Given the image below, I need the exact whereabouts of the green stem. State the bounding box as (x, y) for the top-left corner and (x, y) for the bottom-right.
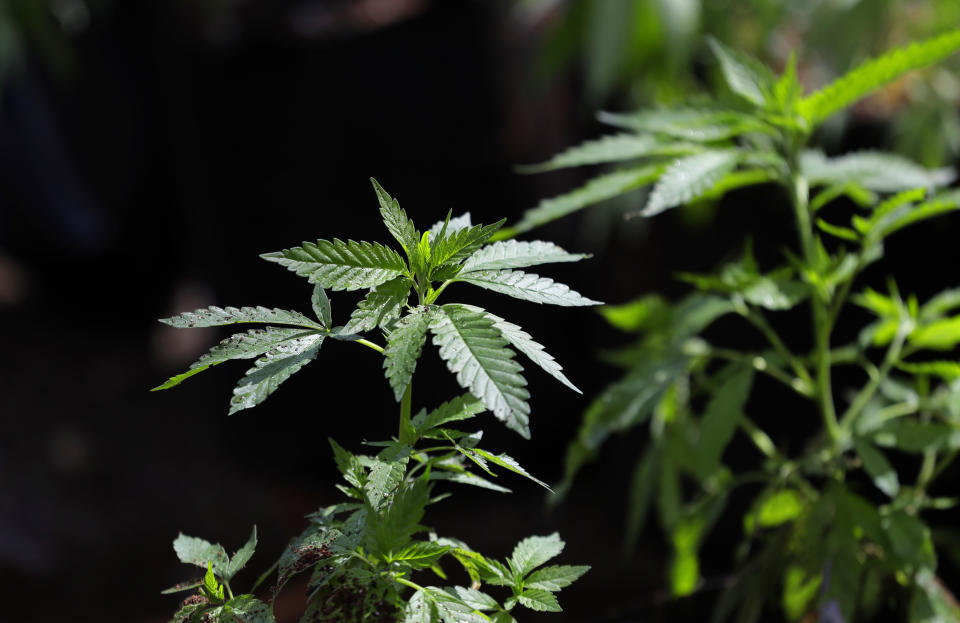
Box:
(395, 576), (426, 593)
(744, 310), (814, 389)
(425, 279), (455, 305)
(838, 329), (906, 433)
(399, 382), (415, 444)
(355, 338), (385, 354)
(709, 347), (811, 397)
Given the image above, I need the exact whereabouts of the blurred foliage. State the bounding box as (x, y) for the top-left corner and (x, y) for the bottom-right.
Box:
(523, 0), (960, 165)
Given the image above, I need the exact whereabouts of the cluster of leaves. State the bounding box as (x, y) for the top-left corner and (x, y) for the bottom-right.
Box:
(156, 181), (595, 622)
(530, 29), (960, 622)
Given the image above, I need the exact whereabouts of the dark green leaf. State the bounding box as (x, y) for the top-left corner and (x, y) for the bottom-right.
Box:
(384, 309), (432, 401)
(260, 239), (406, 290)
(695, 366), (754, 480)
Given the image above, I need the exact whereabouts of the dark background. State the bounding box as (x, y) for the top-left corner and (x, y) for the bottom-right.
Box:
(2, 1), (959, 621)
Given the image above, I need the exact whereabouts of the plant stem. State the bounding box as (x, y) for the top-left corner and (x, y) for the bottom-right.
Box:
(425, 279), (455, 304)
(790, 171), (841, 442)
(838, 329), (906, 433)
(355, 338), (385, 354)
(399, 382), (415, 444)
(744, 310), (814, 389)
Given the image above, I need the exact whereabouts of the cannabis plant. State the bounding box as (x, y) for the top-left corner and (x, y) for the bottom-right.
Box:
(153, 180), (596, 622)
(517, 30), (960, 621)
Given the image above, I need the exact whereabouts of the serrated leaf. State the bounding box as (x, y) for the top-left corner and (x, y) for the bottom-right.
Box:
(386, 541), (450, 568)
(330, 438), (366, 489)
(412, 394), (487, 433)
(160, 578), (203, 595)
(225, 527), (257, 578)
(460, 240), (588, 273)
(371, 178), (420, 256)
(801, 150), (955, 192)
(169, 601), (207, 623)
(365, 443), (411, 510)
(425, 588), (490, 623)
(642, 151), (740, 216)
(310, 285), (331, 328)
(430, 220), (506, 267)
(510, 165), (664, 235)
(695, 366), (754, 481)
(518, 588), (561, 612)
(430, 470), (511, 493)
(228, 334), (324, 414)
(707, 36), (775, 107)
(854, 438), (899, 497)
(871, 189), (960, 240)
(160, 306), (323, 329)
(203, 563), (224, 601)
(216, 595), (275, 623)
(365, 478), (429, 558)
(598, 108), (770, 141)
(384, 309), (432, 401)
(518, 133), (701, 173)
(260, 238), (406, 290)
(153, 327), (320, 391)
(459, 270), (600, 307)
(173, 534), (230, 576)
(459, 306), (580, 393)
(799, 28), (960, 126)
(342, 276), (412, 334)
(429, 304), (531, 438)
(524, 565), (590, 591)
(510, 533), (564, 577)
(429, 213), (472, 237)
(473, 448), (550, 491)
(447, 586), (498, 610)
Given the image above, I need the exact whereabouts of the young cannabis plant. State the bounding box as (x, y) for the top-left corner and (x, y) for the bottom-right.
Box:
(154, 180), (595, 622)
(521, 30), (960, 621)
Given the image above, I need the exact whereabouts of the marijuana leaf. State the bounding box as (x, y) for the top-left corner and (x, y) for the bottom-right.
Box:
(228, 334), (324, 414)
(384, 309), (432, 401)
(261, 239), (406, 290)
(459, 270), (600, 306)
(643, 150), (740, 216)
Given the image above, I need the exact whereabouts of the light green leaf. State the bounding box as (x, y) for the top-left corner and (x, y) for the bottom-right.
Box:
(365, 478), (429, 558)
(405, 590), (437, 623)
(226, 527), (257, 578)
(342, 276), (411, 334)
(430, 470), (511, 493)
(707, 36), (774, 107)
(473, 448), (550, 491)
(460, 240), (588, 273)
(228, 334), (324, 414)
(854, 438), (900, 497)
(911, 317), (960, 350)
(782, 566), (822, 622)
(871, 189), (960, 240)
(524, 565), (590, 591)
(695, 366), (754, 481)
(873, 420), (960, 453)
(598, 108), (770, 141)
(430, 219), (506, 267)
(801, 150), (955, 193)
(364, 443), (411, 510)
(598, 295), (669, 332)
(518, 588), (561, 612)
(510, 533), (564, 577)
(371, 178), (420, 257)
(447, 586), (498, 611)
(799, 28), (960, 126)
(429, 212), (472, 237)
(429, 304), (530, 438)
(384, 309), (432, 401)
(921, 288), (960, 323)
(386, 541), (450, 568)
(518, 133), (701, 172)
(642, 151), (740, 216)
(260, 238), (406, 291)
(744, 489), (804, 533)
(459, 270), (600, 307)
(460, 306), (580, 393)
(203, 563), (224, 601)
(153, 327), (320, 391)
(412, 394), (487, 433)
(424, 587), (490, 623)
(310, 285), (331, 328)
(160, 306), (323, 330)
(173, 534), (229, 576)
(910, 568), (960, 623)
(510, 165), (664, 235)
(670, 548), (699, 597)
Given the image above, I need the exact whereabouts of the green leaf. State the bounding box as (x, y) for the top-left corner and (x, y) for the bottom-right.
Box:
(695, 366), (754, 481)
(510, 533), (564, 577)
(153, 327), (321, 391)
(598, 108), (770, 141)
(429, 213), (472, 237)
(897, 360), (960, 381)
(517, 133), (701, 172)
(461, 306), (580, 393)
(781, 566), (822, 622)
(884, 510), (936, 571)
(642, 151), (740, 216)
(173, 534), (229, 576)
(873, 420), (960, 453)
(365, 478), (429, 558)
(429, 304), (531, 438)
(799, 28), (960, 126)
(625, 446), (660, 550)
(430, 219), (506, 267)
(510, 165), (664, 235)
(854, 438), (900, 497)
(459, 270), (600, 307)
(460, 240), (588, 273)
(405, 590), (437, 623)
(203, 562), (224, 601)
(260, 238), (406, 291)
(524, 565), (590, 591)
(801, 150), (955, 193)
(412, 394), (487, 433)
(707, 36), (775, 107)
(745, 489), (804, 533)
(598, 295), (669, 332)
(371, 178), (420, 257)
(920, 288), (960, 322)
(364, 443), (411, 510)
(310, 285), (331, 328)
(330, 438), (366, 490)
(228, 334), (324, 414)
(216, 595), (275, 623)
(384, 309), (432, 401)
(226, 527), (257, 578)
(518, 588), (561, 612)
(911, 317), (960, 350)
(431, 470), (511, 493)
(386, 541), (450, 568)
(342, 276), (412, 334)
(472, 448), (550, 491)
(160, 306), (323, 329)
(911, 569), (960, 623)
(871, 189), (960, 240)
(160, 578), (203, 595)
